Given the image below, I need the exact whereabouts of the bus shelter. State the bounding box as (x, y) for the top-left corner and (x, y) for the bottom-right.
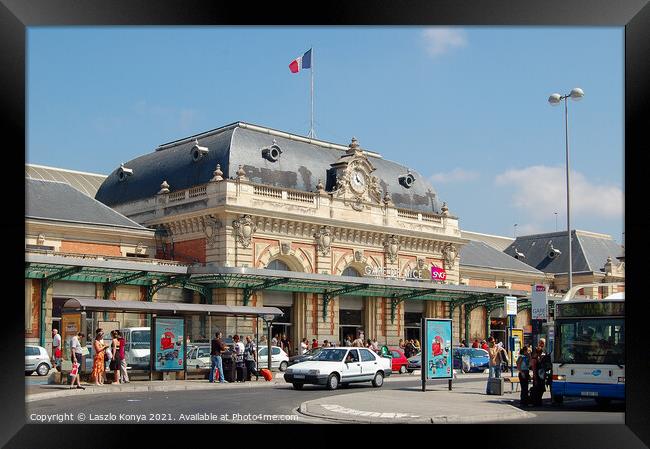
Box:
(61, 297), (283, 380)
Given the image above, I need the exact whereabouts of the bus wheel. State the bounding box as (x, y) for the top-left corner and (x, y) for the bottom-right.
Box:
(551, 395), (564, 405)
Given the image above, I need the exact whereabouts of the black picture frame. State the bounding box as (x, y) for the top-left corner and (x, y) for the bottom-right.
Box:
(5, 0), (648, 447)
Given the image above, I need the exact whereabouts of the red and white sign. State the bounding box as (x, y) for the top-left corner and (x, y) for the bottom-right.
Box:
(431, 266), (447, 281)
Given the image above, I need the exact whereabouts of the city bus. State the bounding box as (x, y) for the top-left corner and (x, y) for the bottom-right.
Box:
(551, 283), (624, 405)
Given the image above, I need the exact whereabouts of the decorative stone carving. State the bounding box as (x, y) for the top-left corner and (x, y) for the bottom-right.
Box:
(354, 250), (364, 262)
(211, 164), (224, 182)
(36, 233), (45, 245)
(316, 179), (324, 192)
(441, 202), (449, 216)
(331, 137), (383, 210)
(158, 180), (170, 194)
(135, 242), (146, 255)
(314, 226), (333, 256)
(204, 215), (222, 248)
(236, 165), (247, 180)
(232, 215), (256, 248)
(383, 235), (400, 263)
(442, 242), (458, 269)
(280, 240), (292, 255)
(417, 257), (426, 270)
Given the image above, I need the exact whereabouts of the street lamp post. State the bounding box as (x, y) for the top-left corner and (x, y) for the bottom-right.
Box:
(548, 87), (584, 291)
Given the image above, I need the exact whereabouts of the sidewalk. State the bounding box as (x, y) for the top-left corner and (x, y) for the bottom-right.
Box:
(298, 378), (535, 424)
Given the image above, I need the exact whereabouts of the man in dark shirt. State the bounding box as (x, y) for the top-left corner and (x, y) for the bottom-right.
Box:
(210, 331), (227, 383)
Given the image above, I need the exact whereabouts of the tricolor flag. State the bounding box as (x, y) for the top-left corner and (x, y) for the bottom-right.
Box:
(289, 49), (312, 73)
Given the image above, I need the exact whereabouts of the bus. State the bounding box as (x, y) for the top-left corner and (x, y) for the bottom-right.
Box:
(551, 283), (624, 405)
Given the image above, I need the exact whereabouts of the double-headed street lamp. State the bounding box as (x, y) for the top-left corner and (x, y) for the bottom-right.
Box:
(548, 87), (584, 291)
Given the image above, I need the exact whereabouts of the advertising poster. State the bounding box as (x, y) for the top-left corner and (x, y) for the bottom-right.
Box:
(423, 318), (453, 380)
(154, 317), (185, 371)
(61, 312), (82, 370)
(509, 328), (524, 365)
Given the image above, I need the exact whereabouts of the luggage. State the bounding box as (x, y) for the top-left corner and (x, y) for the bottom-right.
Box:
(487, 377), (504, 395)
(221, 353), (236, 382)
(260, 368), (273, 381)
(236, 365), (247, 382)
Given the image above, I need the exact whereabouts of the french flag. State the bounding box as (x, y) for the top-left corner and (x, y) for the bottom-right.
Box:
(289, 49), (312, 73)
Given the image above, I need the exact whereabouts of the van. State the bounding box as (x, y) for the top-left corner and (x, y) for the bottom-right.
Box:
(121, 327), (151, 369)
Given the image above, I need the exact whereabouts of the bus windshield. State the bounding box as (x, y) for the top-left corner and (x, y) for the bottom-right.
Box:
(555, 318), (624, 365)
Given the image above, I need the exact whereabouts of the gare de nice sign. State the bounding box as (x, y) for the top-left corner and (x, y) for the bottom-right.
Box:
(363, 265), (447, 282)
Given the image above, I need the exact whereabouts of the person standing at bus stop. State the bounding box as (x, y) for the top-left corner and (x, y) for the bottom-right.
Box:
(117, 330), (129, 383)
(530, 338), (547, 406)
(210, 331), (227, 383)
(516, 345), (531, 406)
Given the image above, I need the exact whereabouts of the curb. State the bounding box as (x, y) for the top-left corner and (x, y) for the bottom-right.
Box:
(298, 401), (534, 424)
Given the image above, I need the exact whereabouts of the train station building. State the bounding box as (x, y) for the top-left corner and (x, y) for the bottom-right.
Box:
(25, 122), (624, 355)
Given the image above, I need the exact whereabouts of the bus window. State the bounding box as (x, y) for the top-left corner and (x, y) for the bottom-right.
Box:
(555, 318), (624, 365)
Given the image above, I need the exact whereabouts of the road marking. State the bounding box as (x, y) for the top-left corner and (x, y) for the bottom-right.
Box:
(320, 404), (419, 418)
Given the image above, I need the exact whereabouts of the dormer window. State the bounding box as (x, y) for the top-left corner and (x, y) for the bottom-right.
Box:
(191, 139), (209, 162)
(398, 170), (415, 188)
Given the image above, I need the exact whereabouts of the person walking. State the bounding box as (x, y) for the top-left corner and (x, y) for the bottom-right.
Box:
(530, 338), (547, 406)
(311, 338), (318, 349)
(52, 329), (62, 371)
(210, 331), (227, 383)
(516, 345), (531, 406)
(110, 330), (122, 384)
(299, 338), (308, 355)
(69, 332), (85, 389)
(244, 336), (258, 381)
(280, 333), (292, 355)
(91, 330), (108, 386)
(117, 330), (129, 383)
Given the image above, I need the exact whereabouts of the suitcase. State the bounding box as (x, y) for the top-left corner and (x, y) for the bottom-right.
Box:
(260, 368), (273, 381)
(236, 365), (247, 382)
(487, 377), (504, 395)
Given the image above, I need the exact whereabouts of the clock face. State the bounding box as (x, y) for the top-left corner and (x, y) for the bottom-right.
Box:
(350, 169), (367, 193)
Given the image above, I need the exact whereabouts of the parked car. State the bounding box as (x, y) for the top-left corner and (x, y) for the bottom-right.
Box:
(388, 347), (409, 374)
(25, 345), (52, 376)
(284, 347), (392, 390)
(257, 346), (290, 371)
(288, 347), (323, 366)
(406, 352), (421, 373)
(186, 344), (212, 370)
(452, 347), (489, 373)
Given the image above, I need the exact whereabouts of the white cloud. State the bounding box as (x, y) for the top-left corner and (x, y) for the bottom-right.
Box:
(495, 165), (624, 221)
(430, 168), (479, 184)
(421, 28), (468, 58)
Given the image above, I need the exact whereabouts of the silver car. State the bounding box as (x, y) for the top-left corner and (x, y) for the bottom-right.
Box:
(25, 345), (52, 376)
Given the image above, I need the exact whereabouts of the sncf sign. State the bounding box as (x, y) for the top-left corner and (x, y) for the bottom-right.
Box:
(431, 266), (447, 281)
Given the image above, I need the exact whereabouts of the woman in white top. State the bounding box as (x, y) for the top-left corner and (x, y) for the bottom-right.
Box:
(299, 338), (308, 355)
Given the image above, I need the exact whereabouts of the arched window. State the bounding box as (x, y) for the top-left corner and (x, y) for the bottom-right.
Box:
(342, 266), (361, 277)
(267, 259), (290, 271)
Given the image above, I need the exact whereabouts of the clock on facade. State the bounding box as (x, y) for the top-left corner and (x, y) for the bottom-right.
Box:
(350, 169), (367, 194)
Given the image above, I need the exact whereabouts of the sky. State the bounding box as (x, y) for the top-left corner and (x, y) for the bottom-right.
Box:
(27, 27), (624, 244)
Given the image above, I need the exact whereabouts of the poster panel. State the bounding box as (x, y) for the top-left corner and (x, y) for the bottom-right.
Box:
(423, 318), (453, 380)
(154, 316), (185, 371)
(510, 328), (524, 364)
(61, 312), (82, 370)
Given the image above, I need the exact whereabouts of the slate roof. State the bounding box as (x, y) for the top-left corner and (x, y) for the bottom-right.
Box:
(460, 240), (544, 275)
(503, 230), (623, 274)
(26, 164), (107, 198)
(461, 230), (514, 252)
(95, 122), (441, 213)
(26, 178), (150, 231)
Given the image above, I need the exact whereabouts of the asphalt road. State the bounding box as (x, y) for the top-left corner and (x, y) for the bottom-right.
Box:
(26, 376), (624, 424)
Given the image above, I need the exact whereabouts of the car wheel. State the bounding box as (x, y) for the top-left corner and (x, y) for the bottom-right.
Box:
(25, 371), (34, 376)
(551, 395), (564, 405)
(399, 365), (407, 374)
(372, 371), (384, 388)
(292, 383), (304, 390)
(326, 373), (340, 390)
(279, 361), (288, 372)
(36, 363), (50, 376)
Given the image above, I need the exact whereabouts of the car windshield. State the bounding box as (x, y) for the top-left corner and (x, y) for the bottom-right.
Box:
(312, 349), (347, 362)
(130, 330), (150, 348)
(555, 318), (624, 365)
(470, 349), (488, 358)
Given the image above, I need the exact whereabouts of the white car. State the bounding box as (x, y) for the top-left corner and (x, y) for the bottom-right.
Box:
(257, 346), (289, 371)
(186, 344), (212, 370)
(284, 347), (392, 390)
(25, 345), (52, 376)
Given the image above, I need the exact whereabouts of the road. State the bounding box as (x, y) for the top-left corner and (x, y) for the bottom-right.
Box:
(26, 375), (624, 424)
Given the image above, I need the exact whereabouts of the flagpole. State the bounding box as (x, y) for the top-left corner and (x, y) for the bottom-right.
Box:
(310, 47), (314, 138)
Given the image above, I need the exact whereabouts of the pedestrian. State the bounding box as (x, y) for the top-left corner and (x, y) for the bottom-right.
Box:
(352, 334), (364, 347)
(370, 338), (380, 353)
(365, 338), (372, 348)
(481, 340), (489, 351)
(52, 328), (62, 371)
(210, 331), (227, 383)
(110, 330), (122, 384)
(530, 338), (547, 406)
(404, 339), (416, 358)
(460, 339), (467, 348)
(117, 330), (129, 383)
(91, 330), (108, 386)
(323, 339), (329, 347)
(311, 338), (318, 349)
(472, 339), (479, 348)
(69, 332), (85, 390)
(299, 338), (308, 355)
(516, 345), (531, 406)
(398, 338), (404, 349)
(344, 335), (352, 347)
(280, 333), (292, 355)
(272, 334), (279, 347)
(260, 335), (267, 346)
(414, 339), (421, 353)
(233, 335), (246, 382)
(486, 336), (508, 382)
(244, 336), (258, 381)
